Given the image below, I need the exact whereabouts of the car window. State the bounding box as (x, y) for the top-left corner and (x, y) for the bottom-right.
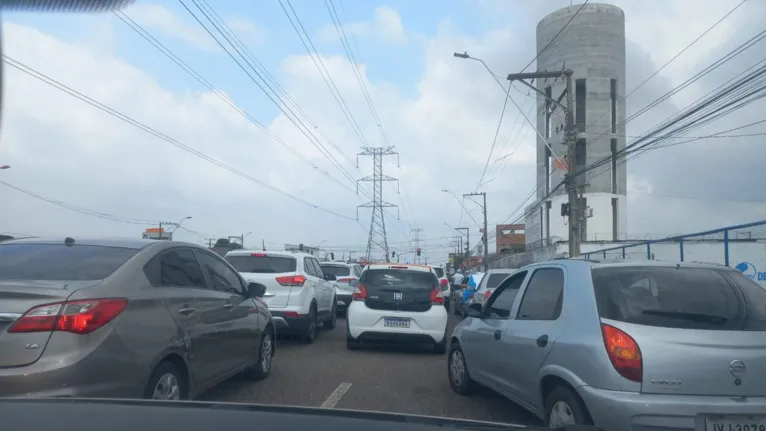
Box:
(593, 266), (766, 331)
(361, 269), (437, 292)
(354, 266), (362, 277)
(225, 254), (296, 273)
(303, 257), (317, 277)
(320, 265), (350, 277)
(0, 243), (139, 281)
(486, 273), (510, 289)
(310, 259), (324, 277)
(516, 268), (564, 320)
(195, 251), (244, 295)
(433, 267), (445, 278)
(485, 272), (526, 319)
(145, 248), (206, 289)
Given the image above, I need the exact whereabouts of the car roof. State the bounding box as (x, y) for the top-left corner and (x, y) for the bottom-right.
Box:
(319, 261), (352, 267)
(0, 236), (162, 249)
(224, 249), (304, 258)
(366, 263), (433, 273)
(520, 258), (737, 272)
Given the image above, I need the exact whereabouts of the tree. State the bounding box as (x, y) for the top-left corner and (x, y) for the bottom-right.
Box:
(228, 242), (243, 250)
(214, 238), (230, 248)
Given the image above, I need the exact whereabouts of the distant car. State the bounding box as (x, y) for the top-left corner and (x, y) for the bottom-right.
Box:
(346, 263), (448, 354)
(448, 259), (766, 428)
(319, 261), (362, 314)
(431, 265), (451, 310)
(471, 269), (515, 308)
(225, 250), (336, 343)
(0, 237), (274, 400)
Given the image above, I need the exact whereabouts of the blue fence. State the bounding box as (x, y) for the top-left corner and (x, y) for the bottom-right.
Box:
(581, 220), (766, 283)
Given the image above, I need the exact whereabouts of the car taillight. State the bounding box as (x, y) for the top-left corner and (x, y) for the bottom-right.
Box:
(601, 323), (642, 383)
(275, 274), (306, 286)
(430, 287), (444, 305)
(483, 290), (492, 300)
(8, 298), (128, 335)
(337, 278), (353, 283)
(352, 284), (367, 301)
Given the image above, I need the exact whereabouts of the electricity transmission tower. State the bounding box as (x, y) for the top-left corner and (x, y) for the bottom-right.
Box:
(356, 146), (399, 262)
(410, 228), (423, 264)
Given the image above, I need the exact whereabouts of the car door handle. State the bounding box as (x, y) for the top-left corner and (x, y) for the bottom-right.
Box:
(493, 330), (502, 340)
(536, 334), (549, 348)
(223, 303), (234, 310)
(178, 307), (196, 315)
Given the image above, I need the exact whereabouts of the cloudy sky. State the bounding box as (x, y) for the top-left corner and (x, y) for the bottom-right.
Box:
(0, 0), (764, 265)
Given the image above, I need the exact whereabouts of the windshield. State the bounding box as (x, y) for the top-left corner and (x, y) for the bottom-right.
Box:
(0, 243), (138, 281)
(362, 269), (437, 292)
(320, 264), (351, 277)
(433, 267), (444, 278)
(225, 255), (296, 273)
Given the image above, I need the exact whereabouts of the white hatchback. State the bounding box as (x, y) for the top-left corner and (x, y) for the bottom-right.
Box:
(346, 263), (449, 354)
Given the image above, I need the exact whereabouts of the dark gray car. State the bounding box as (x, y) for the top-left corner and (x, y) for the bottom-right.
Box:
(0, 237), (275, 400)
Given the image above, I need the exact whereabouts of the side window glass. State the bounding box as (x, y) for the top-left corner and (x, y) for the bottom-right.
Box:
(311, 259), (324, 278)
(516, 268), (564, 320)
(303, 258), (317, 277)
(354, 266), (362, 277)
(486, 272), (526, 319)
(195, 251), (244, 295)
(144, 248), (207, 289)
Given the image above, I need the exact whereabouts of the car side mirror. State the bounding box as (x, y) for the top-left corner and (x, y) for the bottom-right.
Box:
(466, 302), (483, 318)
(247, 282), (266, 298)
(324, 273), (337, 281)
(349, 279), (359, 287)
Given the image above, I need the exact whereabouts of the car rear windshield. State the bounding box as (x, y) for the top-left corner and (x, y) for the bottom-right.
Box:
(592, 266), (766, 331)
(225, 255), (296, 273)
(320, 265), (350, 277)
(486, 273), (510, 289)
(0, 243), (139, 281)
(361, 269), (437, 292)
(433, 267), (444, 278)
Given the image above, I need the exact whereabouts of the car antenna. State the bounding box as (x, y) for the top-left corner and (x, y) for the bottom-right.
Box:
(64, 237), (76, 247)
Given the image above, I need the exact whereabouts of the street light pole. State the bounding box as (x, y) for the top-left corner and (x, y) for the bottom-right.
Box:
(455, 227), (469, 269)
(464, 192), (488, 271)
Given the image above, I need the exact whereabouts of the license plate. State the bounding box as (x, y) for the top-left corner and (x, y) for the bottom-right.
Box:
(383, 317), (410, 328)
(705, 416), (766, 431)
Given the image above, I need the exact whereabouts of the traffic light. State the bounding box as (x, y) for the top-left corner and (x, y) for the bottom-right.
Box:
(298, 243), (304, 251)
(416, 248), (421, 256)
(391, 251), (396, 257)
(330, 252), (335, 260)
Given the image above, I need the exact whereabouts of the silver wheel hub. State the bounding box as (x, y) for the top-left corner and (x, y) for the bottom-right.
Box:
(449, 350), (465, 386)
(549, 400), (576, 428)
(261, 333), (273, 373)
(152, 373), (180, 400)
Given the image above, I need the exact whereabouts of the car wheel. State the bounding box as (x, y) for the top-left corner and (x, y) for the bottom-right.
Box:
(447, 343), (474, 394)
(302, 305), (317, 344)
(544, 386), (592, 428)
(324, 301), (337, 329)
(144, 361), (187, 400)
(244, 328), (273, 380)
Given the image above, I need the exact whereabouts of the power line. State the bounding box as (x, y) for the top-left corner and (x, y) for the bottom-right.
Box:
(2, 55), (356, 220)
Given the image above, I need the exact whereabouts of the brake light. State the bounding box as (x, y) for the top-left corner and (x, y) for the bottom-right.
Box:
(283, 311), (302, 317)
(390, 266), (408, 270)
(337, 278), (353, 283)
(439, 279), (449, 286)
(483, 290), (492, 301)
(251, 253), (267, 257)
(275, 275), (306, 286)
(8, 298), (128, 334)
(430, 287), (444, 305)
(601, 323), (642, 382)
(352, 284), (368, 301)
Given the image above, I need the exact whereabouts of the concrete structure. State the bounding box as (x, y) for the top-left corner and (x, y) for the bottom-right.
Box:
(496, 224), (526, 254)
(525, 3), (627, 247)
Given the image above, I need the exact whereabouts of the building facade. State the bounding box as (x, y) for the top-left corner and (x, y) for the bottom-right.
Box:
(525, 3), (628, 247)
(496, 224), (526, 254)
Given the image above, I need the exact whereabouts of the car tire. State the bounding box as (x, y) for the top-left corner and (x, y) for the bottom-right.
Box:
(301, 305), (317, 344)
(324, 301), (337, 329)
(244, 328), (273, 380)
(144, 361), (188, 400)
(447, 343), (474, 395)
(544, 385), (592, 428)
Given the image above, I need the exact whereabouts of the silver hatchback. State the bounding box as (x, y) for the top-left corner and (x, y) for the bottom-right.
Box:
(449, 259), (766, 430)
(0, 237), (275, 400)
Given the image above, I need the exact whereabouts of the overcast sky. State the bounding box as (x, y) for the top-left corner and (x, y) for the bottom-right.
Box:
(0, 0), (764, 265)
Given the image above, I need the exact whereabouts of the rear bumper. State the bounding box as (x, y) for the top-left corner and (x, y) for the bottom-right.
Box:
(579, 385), (766, 431)
(269, 311), (312, 334)
(346, 302), (447, 344)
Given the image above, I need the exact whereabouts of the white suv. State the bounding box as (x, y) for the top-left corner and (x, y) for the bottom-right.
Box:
(225, 250), (336, 343)
(346, 263), (448, 354)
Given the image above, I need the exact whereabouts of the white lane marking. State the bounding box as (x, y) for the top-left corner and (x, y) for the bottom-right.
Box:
(320, 382), (352, 409)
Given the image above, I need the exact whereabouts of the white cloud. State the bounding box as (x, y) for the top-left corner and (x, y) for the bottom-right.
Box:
(315, 6), (406, 46)
(0, 0), (764, 264)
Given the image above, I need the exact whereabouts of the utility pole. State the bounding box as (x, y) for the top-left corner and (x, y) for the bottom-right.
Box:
(410, 228), (423, 264)
(455, 227), (469, 269)
(205, 237), (216, 248)
(357, 146), (400, 262)
(506, 68), (580, 257)
(463, 192), (488, 271)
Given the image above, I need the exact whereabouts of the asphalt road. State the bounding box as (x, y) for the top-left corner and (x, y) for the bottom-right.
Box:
(201, 305), (541, 426)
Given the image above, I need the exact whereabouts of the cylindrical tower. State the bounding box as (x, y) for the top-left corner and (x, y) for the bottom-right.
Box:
(526, 3), (627, 247)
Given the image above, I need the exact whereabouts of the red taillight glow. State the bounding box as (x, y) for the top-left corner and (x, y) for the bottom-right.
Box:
(439, 279), (449, 285)
(283, 311), (302, 317)
(8, 298), (128, 335)
(337, 278), (353, 283)
(275, 275), (306, 286)
(601, 323), (642, 382)
(390, 266), (408, 270)
(251, 253), (267, 257)
(352, 284), (368, 301)
(483, 290), (492, 300)
(430, 287), (444, 305)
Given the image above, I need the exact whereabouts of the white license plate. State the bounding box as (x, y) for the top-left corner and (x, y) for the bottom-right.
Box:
(383, 318), (410, 328)
(705, 416), (766, 431)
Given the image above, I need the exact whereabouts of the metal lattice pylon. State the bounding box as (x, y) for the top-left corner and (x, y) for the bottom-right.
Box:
(356, 146), (399, 262)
